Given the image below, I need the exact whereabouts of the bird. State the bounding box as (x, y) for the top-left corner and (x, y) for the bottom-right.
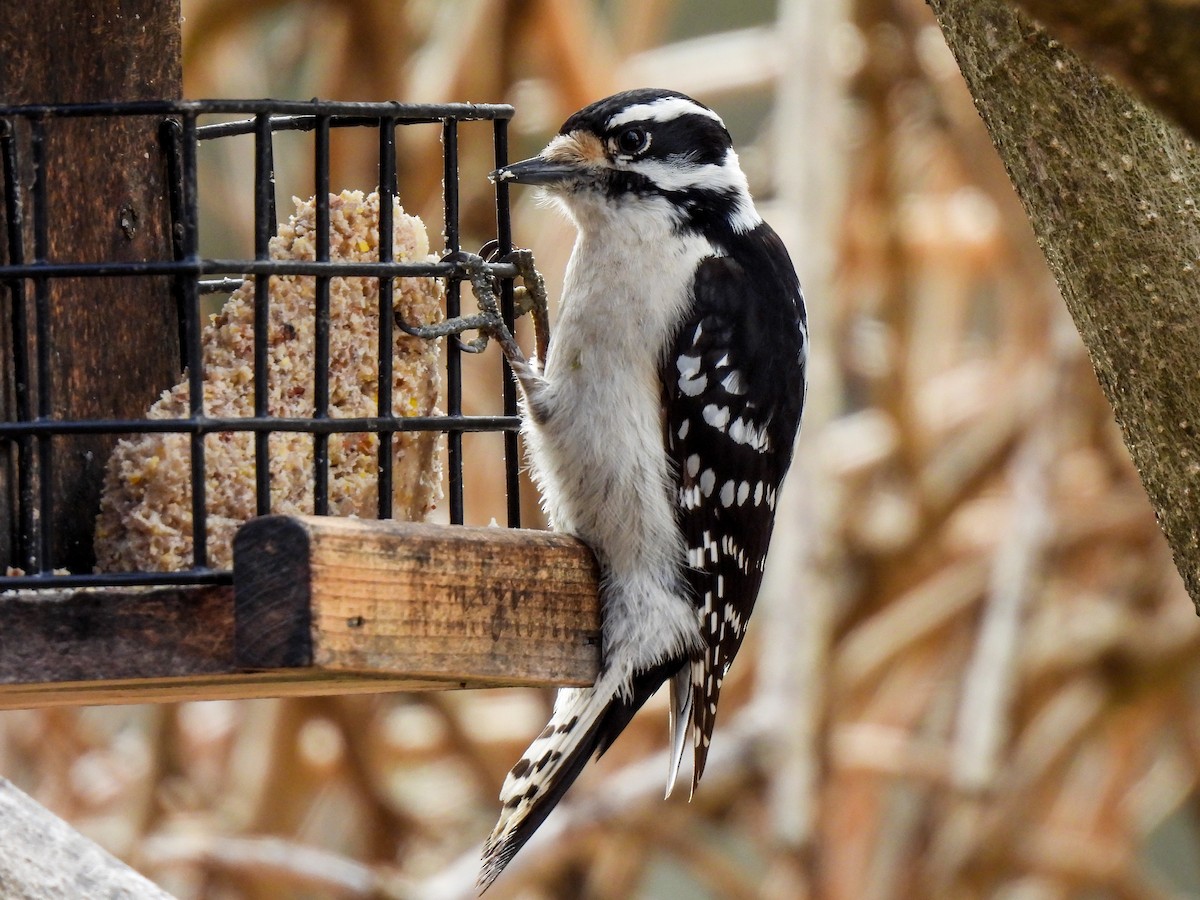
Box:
(476, 87), (808, 889)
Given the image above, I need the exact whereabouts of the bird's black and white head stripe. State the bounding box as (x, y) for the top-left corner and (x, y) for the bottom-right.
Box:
(493, 88), (762, 237)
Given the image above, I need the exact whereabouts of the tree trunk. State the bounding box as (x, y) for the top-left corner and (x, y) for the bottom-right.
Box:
(1005, 0), (1200, 143)
(927, 0), (1200, 611)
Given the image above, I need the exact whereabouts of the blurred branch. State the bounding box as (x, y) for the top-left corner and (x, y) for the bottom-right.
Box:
(613, 0), (677, 56)
(143, 833), (396, 899)
(951, 353), (1058, 792)
(317, 696), (424, 856)
(625, 27), (780, 96)
(755, 0), (852, 878)
(414, 707), (771, 899)
(0, 777), (173, 899)
(836, 557), (988, 689)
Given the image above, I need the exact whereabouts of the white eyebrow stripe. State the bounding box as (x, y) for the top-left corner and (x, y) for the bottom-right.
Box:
(606, 97), (724, 130)
(631, 149), (763, 232)
(631, 148), (747, 193)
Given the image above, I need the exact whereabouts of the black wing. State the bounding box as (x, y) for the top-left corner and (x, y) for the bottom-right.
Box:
(661, 222), (807, 789)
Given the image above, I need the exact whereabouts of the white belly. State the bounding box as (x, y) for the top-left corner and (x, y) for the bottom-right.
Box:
(521, 226), (716, 675)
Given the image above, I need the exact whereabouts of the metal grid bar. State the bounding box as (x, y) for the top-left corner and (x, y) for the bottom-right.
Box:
(161, 119), (192, 374)
(377, 116), (397, 520)
(0, 119), (35, 573)
(493, 118), (521, 528)
(0, 100), (512, 119)
(0, 414), (520, 437)
(0, 258), (520, 279)
(181, 111), (207, 570)
(443, 118), (464, 525)
(312, 115), (332, 516)
(30, 118), (52, 574)
(0, 98), (519, 588)
(253, 113), (275, 517)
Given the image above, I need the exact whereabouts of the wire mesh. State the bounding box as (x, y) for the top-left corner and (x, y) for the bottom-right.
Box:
(0, 99), (521, 590)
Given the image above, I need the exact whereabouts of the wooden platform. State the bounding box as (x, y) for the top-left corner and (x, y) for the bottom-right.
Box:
(0, 517), (601, 709)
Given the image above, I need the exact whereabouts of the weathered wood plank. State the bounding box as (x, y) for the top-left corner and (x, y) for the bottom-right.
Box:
(0, 776), (174, 898)
(0, 672), (515, 710)
(0, 519), (601, 709)
(234, 516), (602, 685)
(0, 585), (234, 684)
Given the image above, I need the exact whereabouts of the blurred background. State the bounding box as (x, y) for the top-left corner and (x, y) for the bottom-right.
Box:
(5, 0), (1200, 897)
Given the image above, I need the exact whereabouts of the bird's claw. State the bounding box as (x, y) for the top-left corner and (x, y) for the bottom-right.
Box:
(395, 251), (498, 353)
(503, 249), (551, 363)
(397, 249), (548, 366)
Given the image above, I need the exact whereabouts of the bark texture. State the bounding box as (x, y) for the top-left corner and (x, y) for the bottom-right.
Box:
(1007, 0), (1200, 143)
(928, 0), (1200, 611)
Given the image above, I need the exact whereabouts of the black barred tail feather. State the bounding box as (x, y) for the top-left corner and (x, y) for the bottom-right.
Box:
(478, 686), (610, 891)
(671, 658), (725, 799)
(479, 663), (685, 890)
(665, 667), (692, 798)
(689, 656), (715, 793)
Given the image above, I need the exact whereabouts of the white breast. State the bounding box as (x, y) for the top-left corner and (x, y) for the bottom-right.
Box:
(522, 207), (715, 676)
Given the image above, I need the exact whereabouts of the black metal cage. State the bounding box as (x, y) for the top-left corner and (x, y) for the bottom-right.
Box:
(0, 99), (523, 591)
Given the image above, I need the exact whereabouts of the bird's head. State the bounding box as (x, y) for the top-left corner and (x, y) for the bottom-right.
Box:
(491, 88), (761, 239)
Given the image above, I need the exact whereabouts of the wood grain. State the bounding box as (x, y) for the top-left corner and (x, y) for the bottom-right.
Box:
(0, 585), (234, 683)
(235, 516), (602, 685)
(0, 518), (601, 709)
(0, 0), (183, 572)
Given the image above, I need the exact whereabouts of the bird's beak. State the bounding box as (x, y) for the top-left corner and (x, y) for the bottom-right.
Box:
(489, 156), (584, 186)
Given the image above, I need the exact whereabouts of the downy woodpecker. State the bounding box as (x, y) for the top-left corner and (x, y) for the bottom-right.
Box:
(477, 88), (808, 888)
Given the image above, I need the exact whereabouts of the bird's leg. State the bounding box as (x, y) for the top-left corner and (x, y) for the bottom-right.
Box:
(460, 255), (528, 371)
(395, 309), (498, 350)
(460, 254), (554, 423)
(400, 251), (551, 420)
(506, 248), (551, 366)
(395, 252), (525, 355)
(394, 252), (495, 352)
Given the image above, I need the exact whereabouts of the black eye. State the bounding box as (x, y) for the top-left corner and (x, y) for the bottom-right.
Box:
(616, 127), (649, 155)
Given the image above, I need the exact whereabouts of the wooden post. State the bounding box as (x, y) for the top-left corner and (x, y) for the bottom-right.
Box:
(0, 1), (182, 572)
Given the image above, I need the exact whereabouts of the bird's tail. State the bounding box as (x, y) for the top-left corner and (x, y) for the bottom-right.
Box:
(478, 660), (683, 890)
(478, 685), (612, 891)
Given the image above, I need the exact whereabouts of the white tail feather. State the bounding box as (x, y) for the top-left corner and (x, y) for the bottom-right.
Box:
(665, 667), (692, 798)
(479, 685), (611, 890)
